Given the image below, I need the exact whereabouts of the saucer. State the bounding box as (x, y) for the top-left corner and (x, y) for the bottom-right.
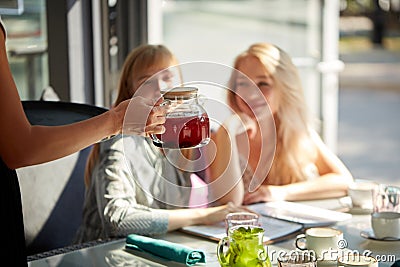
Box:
(338, 197), (372, 214)
(317, 260), (337, 266)
(348, 207), (373, 215)
(360, 229), (400, 241)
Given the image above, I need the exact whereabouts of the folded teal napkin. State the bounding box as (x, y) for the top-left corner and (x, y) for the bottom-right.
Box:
(125, 234), (206, 266)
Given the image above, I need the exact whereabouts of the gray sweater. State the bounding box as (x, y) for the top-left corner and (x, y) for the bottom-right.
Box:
(75, 135), (193, 243)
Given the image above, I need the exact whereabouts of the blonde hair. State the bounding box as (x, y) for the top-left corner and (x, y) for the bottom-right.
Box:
(84, 44), (179, 187)
(228, 42), (315, 185)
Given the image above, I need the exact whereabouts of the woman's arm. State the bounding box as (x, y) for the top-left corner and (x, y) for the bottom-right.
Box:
(166, 202), (251, 231)
(0, 31), (165, 169)
(243, 130), (353, 204)
(295, 129), (354, 199)
(244, 174), (352, 204)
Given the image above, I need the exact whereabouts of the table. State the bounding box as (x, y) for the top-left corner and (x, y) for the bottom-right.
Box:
(28, 199), (400, 267)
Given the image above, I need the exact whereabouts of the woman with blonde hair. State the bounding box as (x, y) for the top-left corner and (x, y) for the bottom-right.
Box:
(207, 42), (353, 205)
(75, 44), (247, 243)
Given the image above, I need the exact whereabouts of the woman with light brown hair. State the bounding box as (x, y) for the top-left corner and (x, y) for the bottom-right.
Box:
(75, 44), (247, 243)
(207, 42), (353, 205)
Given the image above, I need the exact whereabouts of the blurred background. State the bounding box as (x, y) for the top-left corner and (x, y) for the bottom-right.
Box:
(1, 0), (399, 186)
(338, 0), (400, 186)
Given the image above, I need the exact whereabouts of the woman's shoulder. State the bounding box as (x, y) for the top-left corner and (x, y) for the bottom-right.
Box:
(95, 135), (154, 169)
(103, 134), (146, 146)
(307, 127), (329, 148)
(97, 135), (172, 174)
(98, 134), (151, 155)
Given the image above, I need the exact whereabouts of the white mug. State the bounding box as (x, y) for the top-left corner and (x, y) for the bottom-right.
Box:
(347, 179), (377, 210)
(295, 227), (344, 261)
(371, 211), (400, 239)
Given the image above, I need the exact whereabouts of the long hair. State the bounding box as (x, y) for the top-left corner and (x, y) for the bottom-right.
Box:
(227, 42), (315, 185)
(84, 44), (179, 187)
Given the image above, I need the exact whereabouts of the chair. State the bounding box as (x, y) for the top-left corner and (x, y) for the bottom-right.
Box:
(17, 100), (107, 256)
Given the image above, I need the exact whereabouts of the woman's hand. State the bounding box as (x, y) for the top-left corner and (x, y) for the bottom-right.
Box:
(113, 96), (167, 136)
(167, 202), (259, 231)
(199, 202), (255, 225)
(243, 185), (286, 204)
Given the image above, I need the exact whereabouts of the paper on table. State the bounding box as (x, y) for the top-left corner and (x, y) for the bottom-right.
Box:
(181, 201), (352, 243)
(248, 201), (352, 227)
(181, 216), (303, 243)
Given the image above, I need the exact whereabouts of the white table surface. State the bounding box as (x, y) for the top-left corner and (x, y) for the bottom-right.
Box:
(28, 199), (400, 267)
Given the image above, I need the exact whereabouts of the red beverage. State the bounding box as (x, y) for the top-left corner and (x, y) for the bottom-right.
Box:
(154, 113), (210, 149)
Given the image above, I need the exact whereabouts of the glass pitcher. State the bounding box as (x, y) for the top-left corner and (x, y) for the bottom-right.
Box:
(217, 225), (271, 267)
(151, 87), (210, 149)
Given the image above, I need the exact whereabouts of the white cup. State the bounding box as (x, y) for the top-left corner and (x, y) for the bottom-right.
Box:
(371, 211), (400, 239)
(347, 180), (377, 210)
(295, 227), (344, 261)
(337, 255), (378, 267)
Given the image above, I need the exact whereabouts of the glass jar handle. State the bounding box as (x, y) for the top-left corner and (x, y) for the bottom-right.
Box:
(149, 99), (170, 146)
(258, 246), (268, 261)
(197, 93), (208, 106)
(217, 236), (229, 266)
(295, 234), (307, 250)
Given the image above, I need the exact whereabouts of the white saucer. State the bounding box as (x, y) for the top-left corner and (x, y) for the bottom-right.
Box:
(360, 229), (400, 241)
(338, 197), (372, 214)
(348, 207), (373, 215)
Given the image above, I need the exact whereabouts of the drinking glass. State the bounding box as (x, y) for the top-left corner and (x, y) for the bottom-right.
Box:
(225, 212), (259, 234)
(372, 184), (400, 213)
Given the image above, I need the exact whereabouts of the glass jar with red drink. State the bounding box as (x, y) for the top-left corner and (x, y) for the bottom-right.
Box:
(151, 87), (210, 149)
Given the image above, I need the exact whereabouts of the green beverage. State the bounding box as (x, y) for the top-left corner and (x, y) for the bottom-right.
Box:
(217, 225), (271, 267)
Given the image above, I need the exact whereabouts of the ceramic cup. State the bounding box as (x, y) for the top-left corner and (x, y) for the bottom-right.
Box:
(337, 255), (378, 267)
(371, 184), (400, 239)
(371, 211), (400, 239)
(295, 227), (344, 261)
(347, 179), (377, 210)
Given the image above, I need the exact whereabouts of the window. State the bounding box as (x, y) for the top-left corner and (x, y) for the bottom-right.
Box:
(154, 0), (341, 150)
